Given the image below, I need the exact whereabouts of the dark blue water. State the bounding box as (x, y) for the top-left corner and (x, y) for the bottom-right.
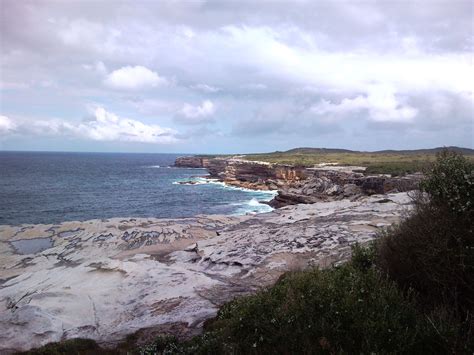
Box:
(0, 152), (275, 225)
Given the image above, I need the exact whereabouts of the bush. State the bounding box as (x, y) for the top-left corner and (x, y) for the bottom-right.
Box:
(376, 150), (474, 349)
(18, 339), (102, 355)
(377, 151), (474, 310)
(420, 149), (474, 215)
(142, 255), (451, 354)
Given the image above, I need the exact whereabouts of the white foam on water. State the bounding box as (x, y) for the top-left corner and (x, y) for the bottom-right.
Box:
(174, 177), (277, 195)
(232, 198), (274, 215)
(248, 198), (260, 206)
(172, 177), (277, 215)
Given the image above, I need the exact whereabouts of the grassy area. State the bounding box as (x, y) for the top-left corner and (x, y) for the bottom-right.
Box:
(244, 149), (474, 176)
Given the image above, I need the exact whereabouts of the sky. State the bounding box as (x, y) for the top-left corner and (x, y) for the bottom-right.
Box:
(0, 0), (473, 154)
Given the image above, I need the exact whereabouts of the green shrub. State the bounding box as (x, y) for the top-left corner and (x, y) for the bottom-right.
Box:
(420, 149), (474, 215)
(18, 338), (101, 355)
(364, 161), (428, 176)
(143, 260), (450, 354)
(350, 242), (376, 271)
(376, 150), (474, 349)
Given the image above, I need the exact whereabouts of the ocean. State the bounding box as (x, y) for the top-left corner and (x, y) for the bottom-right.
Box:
(0, 151), (276, 225)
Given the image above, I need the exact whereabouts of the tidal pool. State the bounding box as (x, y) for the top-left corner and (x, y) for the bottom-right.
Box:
(11, 238), (53, 254)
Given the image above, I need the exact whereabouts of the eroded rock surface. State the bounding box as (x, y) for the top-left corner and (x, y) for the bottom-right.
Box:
(270, 170), (422, 207)
(175, 156), (307, 190)
(0, 193), (412, 353)
(174, 156), (422, 205)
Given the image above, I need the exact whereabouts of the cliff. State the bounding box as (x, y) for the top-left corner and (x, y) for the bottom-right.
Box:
(174, 156), (206, 168)
(175, 156), (421, 206)
(269, 170), (422, 207)
(175, 156), (307, 190)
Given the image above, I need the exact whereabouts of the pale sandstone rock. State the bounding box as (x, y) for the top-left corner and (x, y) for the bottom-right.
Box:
(0, 193), (412, 353)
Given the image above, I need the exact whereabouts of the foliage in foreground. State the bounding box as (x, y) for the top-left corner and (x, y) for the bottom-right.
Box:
(141, 254), (459, 354)
(376, 149), (474, 349)
(18, 339), (103, 355)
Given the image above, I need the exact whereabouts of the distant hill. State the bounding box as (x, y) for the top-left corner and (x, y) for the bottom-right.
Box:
(279, 146), (474, 155)
(282, 147), (355, 154)
(373, 146), (474, 155)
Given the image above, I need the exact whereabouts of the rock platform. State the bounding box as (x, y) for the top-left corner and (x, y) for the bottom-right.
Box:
(0, 193), (412, 353)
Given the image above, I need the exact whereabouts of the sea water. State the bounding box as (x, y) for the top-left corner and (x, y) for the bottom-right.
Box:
(0, 151), (276, 225)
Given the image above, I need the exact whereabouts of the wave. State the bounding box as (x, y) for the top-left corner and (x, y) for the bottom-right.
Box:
(232, 198), (274, 215)
(199, 178), (277, 195)
(248, 198), (261, 206)
(172, 177), (276, 215)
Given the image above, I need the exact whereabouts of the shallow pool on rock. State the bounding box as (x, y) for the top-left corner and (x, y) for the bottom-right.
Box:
(11, 238), (54, 254)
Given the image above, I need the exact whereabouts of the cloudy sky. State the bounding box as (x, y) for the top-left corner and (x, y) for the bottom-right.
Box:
(0, 0), (473, 153)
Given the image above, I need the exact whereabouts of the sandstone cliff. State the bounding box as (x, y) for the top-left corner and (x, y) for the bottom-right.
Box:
(269, 169), (422, 207)
(175, 156), (307, 190)
(174, 156), (206, 168)
(175, 156), (421, 206)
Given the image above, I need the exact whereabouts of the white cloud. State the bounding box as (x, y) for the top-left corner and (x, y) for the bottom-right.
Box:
(310, 85), (418, 123)
(2, 108), (178, 144)
(83, 61), (108, 75)
(190, 84), (221, 93)
(218, 26), (473, 95)
(176, 100), (216, 124)
(240, 83), (267, 90)
(104, 66), (168, 90)
(77, 107), (178, 143)
(0, 116), (17, 134)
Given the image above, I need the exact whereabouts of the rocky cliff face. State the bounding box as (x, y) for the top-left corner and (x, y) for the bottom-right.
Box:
(269, 170), (422, 207)
(175, 156), (421, 206)
(175, 156), (308, 190)
(174, 156), (206, 168)
(215, 159), (307, 190)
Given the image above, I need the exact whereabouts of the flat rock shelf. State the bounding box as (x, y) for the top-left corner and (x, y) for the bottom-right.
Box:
(0, 192), (412, 353)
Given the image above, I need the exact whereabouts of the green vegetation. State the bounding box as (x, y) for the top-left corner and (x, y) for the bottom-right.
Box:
(18, 339), (103, 355)
(22, 150), (474, 354)
(420, 149), (473, 215)
(377, 150), (474, 339)
(244, 146), (474, 176)
(140, 260), (451, 354)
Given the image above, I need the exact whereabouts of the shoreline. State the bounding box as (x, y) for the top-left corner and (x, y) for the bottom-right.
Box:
(0, 192), (413, 353)
(0, 156), (423, 353)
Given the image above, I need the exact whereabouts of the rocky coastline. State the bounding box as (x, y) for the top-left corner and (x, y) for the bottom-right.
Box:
(174, 155), (422, 207)
(0, 156), (422, 353)
(175, 156), (307, 191)
(0, 193), (413, 353)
